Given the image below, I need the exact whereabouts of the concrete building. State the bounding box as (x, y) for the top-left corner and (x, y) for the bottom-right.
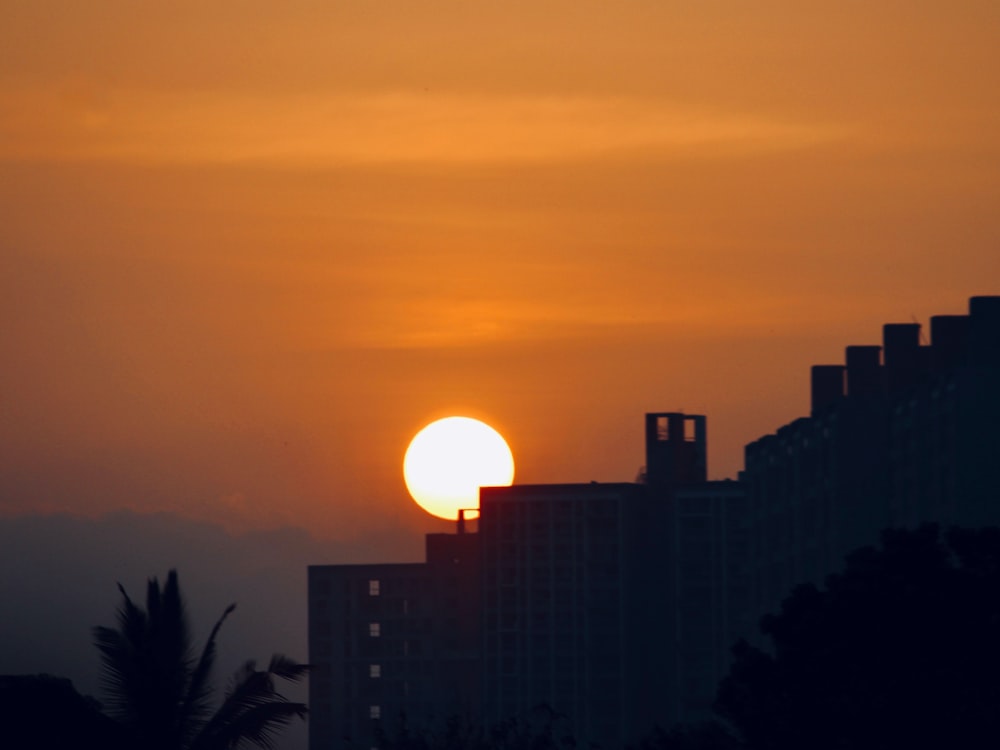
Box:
(308, 293), (1000, 750)
(309, 532), (480, 750)
(309, 413), (747, 750)
(668, 480), (749, 719)
(743, 294), (1000, 624)
(479, 481), (661, 748)
(477, 415), (749, 744)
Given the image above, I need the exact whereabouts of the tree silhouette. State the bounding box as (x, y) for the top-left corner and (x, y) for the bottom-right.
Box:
(0, 674), (132, 750)
(715, 525), (1000, 750)
(93, 569), (308, 750)
(634, 720), (741, 750)
(376, 704), (576, 750)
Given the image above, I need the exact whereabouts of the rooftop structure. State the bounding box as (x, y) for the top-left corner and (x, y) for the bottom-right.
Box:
(310, 295), (1000, 749)
(309, 412), (742, 749)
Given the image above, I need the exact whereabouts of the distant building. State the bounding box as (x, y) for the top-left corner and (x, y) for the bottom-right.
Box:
(309, 295), (1000, 750)
(309, 532), (480, 750)
(479, 481), (658, 748)
(743, 295), (1000, 625)
(309, 413), (747, 749)
(668, 479), (749, 719)
(478, 414), (748, 745)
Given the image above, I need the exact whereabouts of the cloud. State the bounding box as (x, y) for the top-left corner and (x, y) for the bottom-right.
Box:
(0, 86), (849, 166)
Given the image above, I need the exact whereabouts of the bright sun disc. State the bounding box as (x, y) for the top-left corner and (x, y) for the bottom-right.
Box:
(403, 416), (515, 520)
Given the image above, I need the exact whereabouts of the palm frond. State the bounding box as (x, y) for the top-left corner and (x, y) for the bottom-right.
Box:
(180, 603), (237, 735)
(94, 571), (306, 750)
(215, 700), (308, 750)
(265, 654), (310, 683)
(192, 656), (309, 750)
(116, 582), (148, 650)
(222, 662), (272, 712)
(95, 572), (192, 747)
(93, 625), (141, 721)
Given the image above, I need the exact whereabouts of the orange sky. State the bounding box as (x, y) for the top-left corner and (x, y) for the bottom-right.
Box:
(2, 1), (999, 544)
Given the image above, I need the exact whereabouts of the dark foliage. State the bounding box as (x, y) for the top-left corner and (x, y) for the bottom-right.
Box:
(377, 704), (576, 750)
(0, 674), (131, 750)
(715, 524), (1000, 750)
(634, 721), (742, 750)
(94, 569), (308, 750)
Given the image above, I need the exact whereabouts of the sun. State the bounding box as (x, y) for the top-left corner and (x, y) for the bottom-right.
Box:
(403, 416), (515, 520)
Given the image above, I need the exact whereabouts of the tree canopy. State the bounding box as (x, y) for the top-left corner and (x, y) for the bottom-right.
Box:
(715, 524), (1000, 750)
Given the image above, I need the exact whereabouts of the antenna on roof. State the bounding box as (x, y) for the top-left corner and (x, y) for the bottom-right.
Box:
(912, 314), (929, 344)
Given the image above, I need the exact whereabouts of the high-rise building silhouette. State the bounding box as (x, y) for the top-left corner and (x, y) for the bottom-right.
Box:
(309, 413), (744, 749)
(309, 532), (480, 749)
(742, 295), (1000, 623)
(480, 481), (652, 747)
(309, 295), (999, 750)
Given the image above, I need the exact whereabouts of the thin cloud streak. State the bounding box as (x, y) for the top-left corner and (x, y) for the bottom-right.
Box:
(1, 0), (998, 540)
(0, 87), (851, 166)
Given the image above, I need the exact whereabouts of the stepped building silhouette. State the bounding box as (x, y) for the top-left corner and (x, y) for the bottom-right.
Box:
(308, 295), (999, 750)
(742, 295), (1000, 621)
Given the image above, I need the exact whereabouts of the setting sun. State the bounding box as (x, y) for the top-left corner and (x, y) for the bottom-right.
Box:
(403, 417), (515, 520)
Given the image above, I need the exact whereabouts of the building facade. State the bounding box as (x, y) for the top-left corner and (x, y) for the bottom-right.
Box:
(743, 295), (1000, 623)
(310, 413), (747, 750)
(309, 532), (480, 750)
(669, 480), (749, 720)
(309, 294), (1000, 750)
(474, 413), (753, 746)
(479, 481), (661, 749)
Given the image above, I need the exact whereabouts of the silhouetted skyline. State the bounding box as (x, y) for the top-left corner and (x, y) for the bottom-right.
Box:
(3, 3), (1000, 544)
(309, 296), (1000, 749)
(3, 5), (1000, 749)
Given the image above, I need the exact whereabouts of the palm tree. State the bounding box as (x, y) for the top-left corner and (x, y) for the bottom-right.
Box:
(93, 569), (308, 750)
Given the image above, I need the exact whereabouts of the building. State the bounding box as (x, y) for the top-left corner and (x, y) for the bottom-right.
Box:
(478, 415), (749, 744)
(742, 294), (1000, 624)
(479, 481), (660, 748)
(310, 413), (747, 750)
(309, 531), (480, 750)
(477, 413), (709, 746)
(668, 480), (749, 719)
(309, 294), (1000, 750)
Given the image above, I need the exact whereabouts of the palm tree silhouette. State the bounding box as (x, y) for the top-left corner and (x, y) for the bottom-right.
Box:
(93, 569), (308, 750)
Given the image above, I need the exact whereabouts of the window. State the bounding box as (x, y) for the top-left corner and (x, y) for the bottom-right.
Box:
(370, 705), (381, 719)
(684, 418), (697, 441)
(369, 622), (381, 637)
(370, 664), (381, 678)
(368, 579), (380, 596)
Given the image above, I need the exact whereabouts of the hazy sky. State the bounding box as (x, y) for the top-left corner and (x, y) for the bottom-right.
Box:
(3, 3), (999, 538)
(2, 5), (999, 749)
